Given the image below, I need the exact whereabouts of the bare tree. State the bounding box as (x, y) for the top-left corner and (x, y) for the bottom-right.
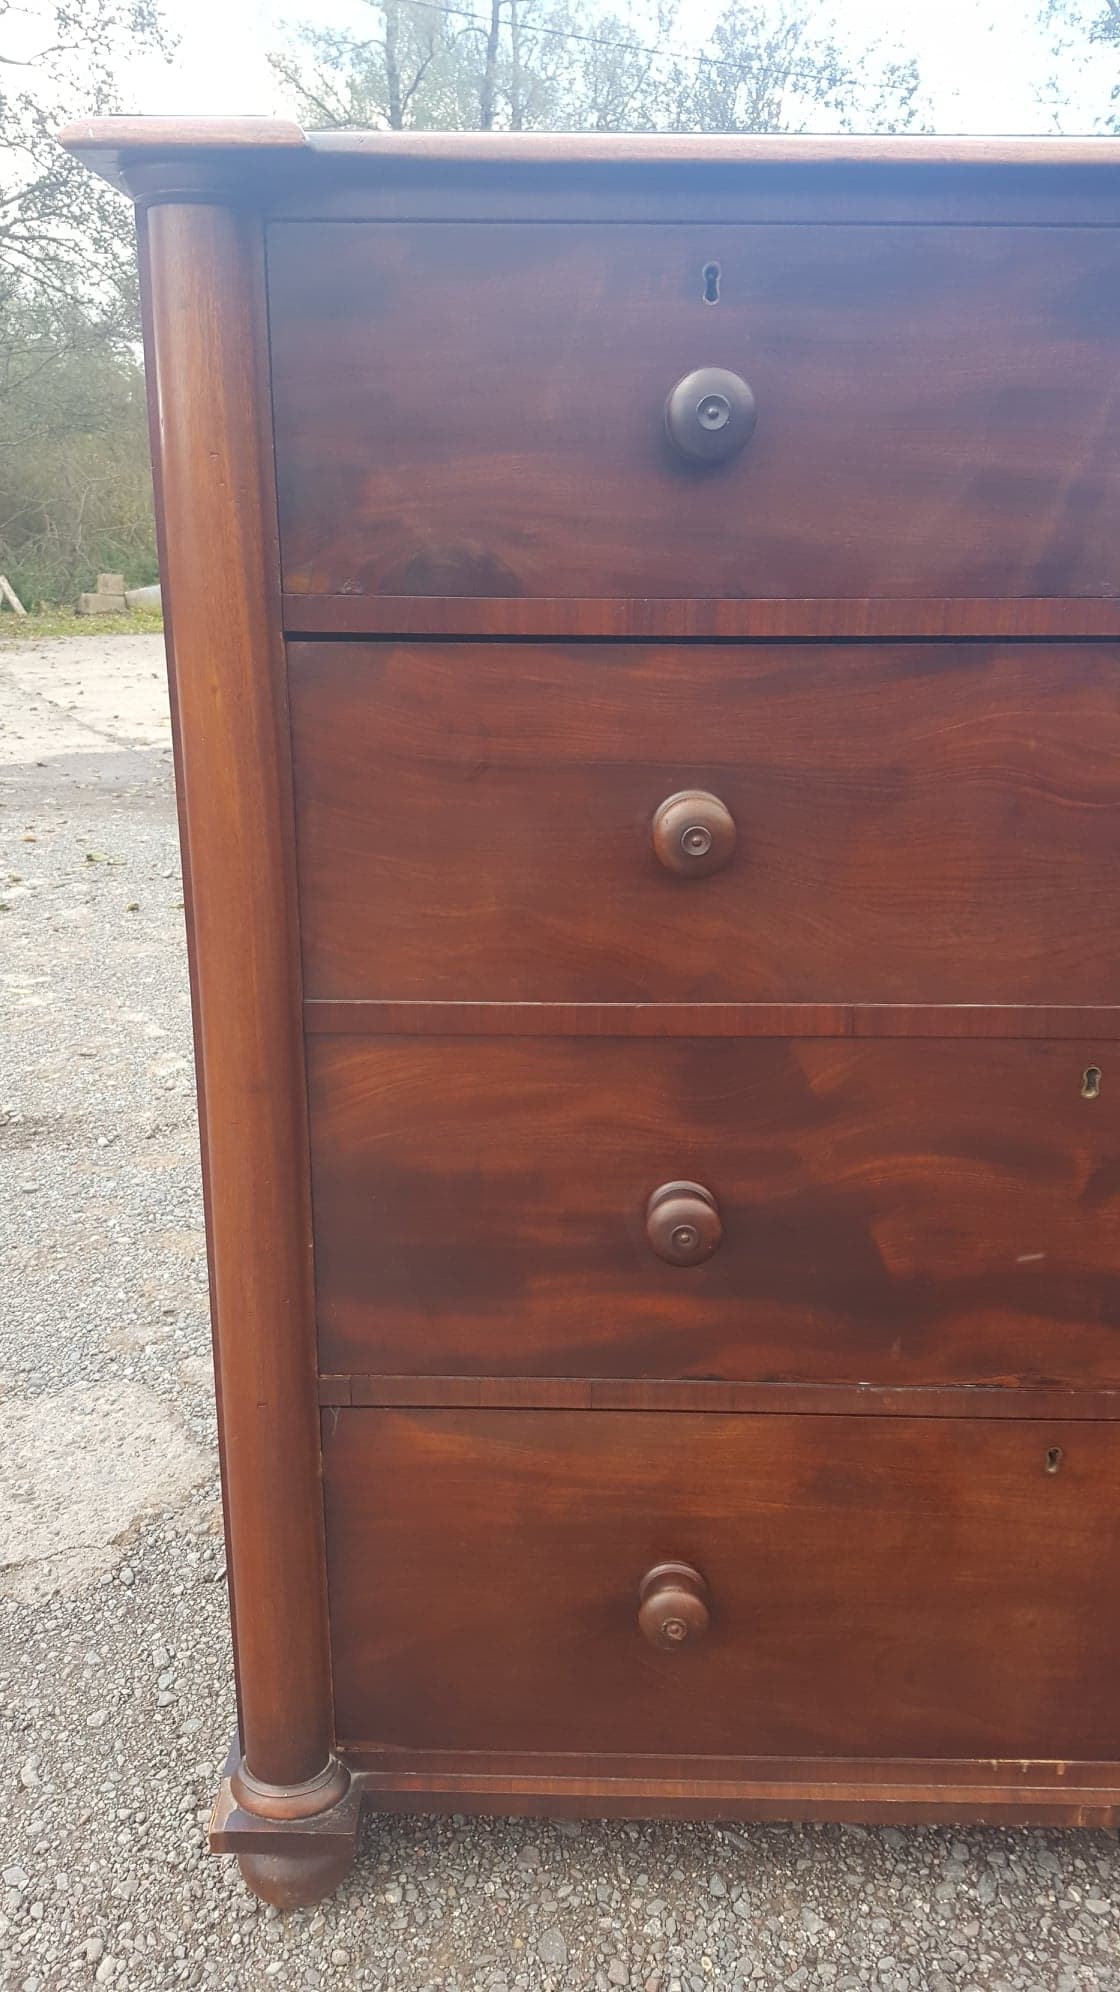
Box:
(271, 0), (926, 137)
(0, 0), (171, 603)
(270, 1), (493, 132)
(665, 1), (922, 133)
(1, 0), (170, 338)
(1038, 0), (1119, 128)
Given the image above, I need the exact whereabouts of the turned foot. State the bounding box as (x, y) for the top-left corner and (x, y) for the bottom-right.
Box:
(237, 1843), (356, 1910)
(210, 1737), (362, 1909)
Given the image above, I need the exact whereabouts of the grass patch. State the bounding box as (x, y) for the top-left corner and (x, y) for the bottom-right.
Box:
(0, 606), (164, 644)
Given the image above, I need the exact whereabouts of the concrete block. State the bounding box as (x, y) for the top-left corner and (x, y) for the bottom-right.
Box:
(124, 583), (162, 611)
(96, 573), (126, 596)
(77, 591), (128, 615)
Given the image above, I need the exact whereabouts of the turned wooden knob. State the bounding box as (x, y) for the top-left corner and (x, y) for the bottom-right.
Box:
(652, 790), (736, 877)
(646, 1181), (722, 1267)
(638, 1562), (711, 1650)
(665, 368), (756, 464)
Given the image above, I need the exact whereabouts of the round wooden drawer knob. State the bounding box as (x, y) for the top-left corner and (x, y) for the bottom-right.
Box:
(638, 1562), (711, 1650)
(665, 367), (756, 463)
(646, 1181), (722, 1266)
(652, 790), (736, 878)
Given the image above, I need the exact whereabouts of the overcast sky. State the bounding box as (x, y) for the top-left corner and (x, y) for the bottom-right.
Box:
(49, 0), (1118, 133)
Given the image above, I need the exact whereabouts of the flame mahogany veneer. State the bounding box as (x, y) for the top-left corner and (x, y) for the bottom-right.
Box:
(63, 120), (1120, 1906)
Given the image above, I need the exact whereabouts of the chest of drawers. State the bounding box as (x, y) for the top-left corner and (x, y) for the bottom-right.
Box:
(64, 119), (1120, 1907)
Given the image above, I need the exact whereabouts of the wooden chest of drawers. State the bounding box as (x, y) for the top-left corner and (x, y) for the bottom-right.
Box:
(65, 119), (1120, 1908)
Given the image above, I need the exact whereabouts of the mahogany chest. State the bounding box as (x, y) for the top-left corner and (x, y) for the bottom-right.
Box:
(64, 120), (1120, 1907)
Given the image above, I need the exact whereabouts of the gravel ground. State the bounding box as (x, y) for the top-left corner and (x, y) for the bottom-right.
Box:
(3, 633), (1120, 1991)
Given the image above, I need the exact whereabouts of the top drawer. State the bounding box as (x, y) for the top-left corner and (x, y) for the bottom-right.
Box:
(268, 222), (1120, 606)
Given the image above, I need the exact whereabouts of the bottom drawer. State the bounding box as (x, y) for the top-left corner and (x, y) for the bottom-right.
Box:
(323, 1409), (1120, 1764)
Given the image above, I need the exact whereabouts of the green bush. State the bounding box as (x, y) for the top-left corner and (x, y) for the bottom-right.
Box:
(0, 305), (158, 610)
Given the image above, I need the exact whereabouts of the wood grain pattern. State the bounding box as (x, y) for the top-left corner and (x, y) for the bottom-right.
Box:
(299, 132), (1120, 168)
(270, 224), (1120, 604)
(290, 641), (1120, 1006)
(308, 1036), (1120, 1386)
(325, 1375), (1120, 1418)
(59, 116), (306, 188)
(304, 1000), (1120, 1039)
(322, 1408), (1120, 1762)
(143, 203), (336, 1797)
(268, 173), (1120, 231)
(344, 1768), (1120, 1828)
(271, 180), (1120, 234)
(283, 595), (1120, 640)
(63, 124), (1120, 227)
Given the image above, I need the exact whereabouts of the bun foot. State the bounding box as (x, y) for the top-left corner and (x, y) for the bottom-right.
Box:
(211, 1735), (362, 1910)
(237, 1843), (356, 1909)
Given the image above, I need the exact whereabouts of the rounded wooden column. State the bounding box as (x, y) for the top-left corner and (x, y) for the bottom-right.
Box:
(143, 202), (342, 1805)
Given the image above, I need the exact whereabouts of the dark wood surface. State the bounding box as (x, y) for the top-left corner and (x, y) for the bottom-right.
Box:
(62, 122), (1120, 227)
(290, 640), (1120, 1006)
(283, 595), (1120, 640)
(62, 124), (1120, 170)
(142, 202), (340, 1805)
(265, 170), (1120, 231)
(343, 1767), (1120, 1829)
(325, 1376), (1120, 1418)
(322, 1408), (1120, 1762)
(66, 122), (1120, 1875)
(308, 1035), (1120, 1386)
(304, 1000), (1120, 1039)
(270, 224), (1120, 604)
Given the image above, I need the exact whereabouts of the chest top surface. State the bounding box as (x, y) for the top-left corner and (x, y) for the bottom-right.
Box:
(55, 119), (1120, 204)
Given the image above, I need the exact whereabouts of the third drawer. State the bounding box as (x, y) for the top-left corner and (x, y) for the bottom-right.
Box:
(308, 1034), (1120, 1387)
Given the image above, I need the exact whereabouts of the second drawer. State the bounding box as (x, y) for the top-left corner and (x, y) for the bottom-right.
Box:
(289, 639), (1120, 1005)
(308, 1035), (1120, 1386)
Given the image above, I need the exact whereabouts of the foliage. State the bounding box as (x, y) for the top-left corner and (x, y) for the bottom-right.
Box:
(661, 3), (924, 133)
(0, 0), (171, 605)
(0, 0), (169, 336)
(1039, 0), (1120, 127)
(0, 604), (163, 643)
(270, 0), (927, 137)
(0, 297), (159, 609)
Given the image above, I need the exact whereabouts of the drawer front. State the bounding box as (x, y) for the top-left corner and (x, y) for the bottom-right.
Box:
(269, 222), (1120, 605)
(291, 640), (1120, 1005)
(309, 1037), (1120, 1386)
(323, 1409), (1120, 1760)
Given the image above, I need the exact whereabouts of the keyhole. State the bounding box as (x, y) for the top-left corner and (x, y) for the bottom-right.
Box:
(1082, 1065), (1102, 1099)
(1045, 1446), (1063, 1474)
(702, 261), (721, 304)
